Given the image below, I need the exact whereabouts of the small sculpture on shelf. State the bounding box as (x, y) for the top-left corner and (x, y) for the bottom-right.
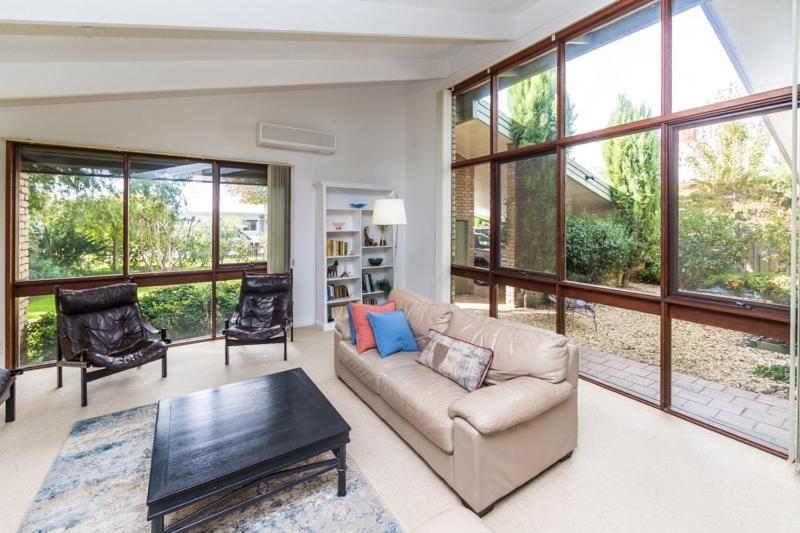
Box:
(327, 260), (338, 279)
(363, 226), (377, 247)
(340, 270), (351, 278)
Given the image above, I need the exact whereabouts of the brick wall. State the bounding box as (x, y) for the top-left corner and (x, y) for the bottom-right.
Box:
(17, 173), (30, 356)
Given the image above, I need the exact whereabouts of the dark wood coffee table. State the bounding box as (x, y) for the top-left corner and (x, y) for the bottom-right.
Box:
(146, 368), (351, 532)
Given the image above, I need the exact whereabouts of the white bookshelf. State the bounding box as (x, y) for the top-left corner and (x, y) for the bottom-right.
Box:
(314, 181), (398, 331)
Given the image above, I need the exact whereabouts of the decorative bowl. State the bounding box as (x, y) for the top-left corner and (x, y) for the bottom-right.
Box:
(332, 222), (345, 230)
(368, 258), (384, 266)
(349, 202), (367, 209)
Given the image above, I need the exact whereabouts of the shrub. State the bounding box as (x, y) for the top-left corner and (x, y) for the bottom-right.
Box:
(22, 311), (57, 364)
(701, 272), (790, 305)
(633, 262), (661, 284)
(215, 281), (242, 332)
(678, 209), (747, 289)
(566, 214), (632, 284)
(755, 364), (790, 383)
(138, 284), (213, 340)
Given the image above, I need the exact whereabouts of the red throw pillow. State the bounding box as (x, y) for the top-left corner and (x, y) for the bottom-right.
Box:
(350, 301), (396, 353)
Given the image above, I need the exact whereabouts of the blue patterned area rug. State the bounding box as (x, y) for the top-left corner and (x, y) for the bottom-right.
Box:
(20, 404), (401, 532)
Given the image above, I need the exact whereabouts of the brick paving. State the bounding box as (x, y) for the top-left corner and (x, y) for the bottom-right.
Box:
(580, 347), (790, 449)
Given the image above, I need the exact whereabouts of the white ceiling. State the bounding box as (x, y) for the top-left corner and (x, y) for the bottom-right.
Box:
(0, 0), (564, 102)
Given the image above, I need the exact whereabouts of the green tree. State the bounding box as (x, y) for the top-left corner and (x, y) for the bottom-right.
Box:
(603, 94), (661, 285)
(503, 70), (574, 273)
(681, 115), (790, 303)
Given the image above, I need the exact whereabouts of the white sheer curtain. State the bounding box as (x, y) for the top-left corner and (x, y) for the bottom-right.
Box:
(790, 0), (800, 469)
(267, 165), (291, 273)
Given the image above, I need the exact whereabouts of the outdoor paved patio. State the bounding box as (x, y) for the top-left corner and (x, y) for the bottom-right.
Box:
(580, 347), (790, 449)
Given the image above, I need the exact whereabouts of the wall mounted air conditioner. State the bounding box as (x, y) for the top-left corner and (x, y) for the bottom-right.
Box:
(257, 122), (336, 155)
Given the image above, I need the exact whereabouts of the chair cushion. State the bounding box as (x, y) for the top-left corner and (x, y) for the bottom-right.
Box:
(418, 330), (493, 392)
(240, 272), (292, 326)
(336, 341), (418, 395)
(350, 301), (396, 353)
(367, 310), (419, 357)
(85, 339), (167, 370)
(380, 364), (469, 453)
(445, 308), (569, 384)
(61, 302), (146, 359)
(239, 294), (277, 329)
(0, 368), (12, 397)
(226, 323), (284, 341)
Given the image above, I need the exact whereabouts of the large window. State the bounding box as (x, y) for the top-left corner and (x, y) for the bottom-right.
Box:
(566, 130), (661, 294)
(449, 0), (792, 455)
(565, 1), (661, 135)
(671, 0), (793, 112)
(16, 147), (124, 280)
(129, 156), (213, 273)
(220, 164), (269, 265)
(453, 81), (491, 161)
(497, 51), (558, 152)
(500, 153), (557, 274)
(676, 110), (791, 307)
(451, 163), (490, 269)
(8, 144), (291, 368)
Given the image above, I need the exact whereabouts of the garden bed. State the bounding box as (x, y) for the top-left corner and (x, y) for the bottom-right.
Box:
(500, 298), (788, 399)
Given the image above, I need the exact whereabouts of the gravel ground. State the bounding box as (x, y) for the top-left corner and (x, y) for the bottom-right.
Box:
(498, 296), (789, 399)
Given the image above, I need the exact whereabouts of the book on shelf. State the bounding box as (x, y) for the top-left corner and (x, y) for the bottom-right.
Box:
(327, 284), (350, 301)
(363, 297), (378, 305)
(362, 272), (377, 293)
(327, 303), (349, 323)
(326, 239), (349, 257)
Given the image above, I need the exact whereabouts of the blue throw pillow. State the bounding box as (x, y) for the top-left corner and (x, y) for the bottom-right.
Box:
(346, 304), (357, 345)
(367, 310), (419, 358)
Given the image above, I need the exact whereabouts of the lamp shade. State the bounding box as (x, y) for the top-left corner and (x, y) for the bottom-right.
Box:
(372, 198), (407, 225)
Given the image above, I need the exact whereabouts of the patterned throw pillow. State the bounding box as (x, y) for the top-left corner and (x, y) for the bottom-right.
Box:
(417, 330), (493, 392)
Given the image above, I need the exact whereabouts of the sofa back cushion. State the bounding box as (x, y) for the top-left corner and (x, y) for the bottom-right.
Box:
(389, 288), (454, 348)
(444, 308), (568, 384)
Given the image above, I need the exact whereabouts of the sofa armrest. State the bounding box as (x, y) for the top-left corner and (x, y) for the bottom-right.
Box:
(334, 318), (351, 341)
(448, 377), (573, 435)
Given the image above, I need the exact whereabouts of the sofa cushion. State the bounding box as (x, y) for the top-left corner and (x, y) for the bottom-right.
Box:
(380, 364), (469, 453)
(445, 308), (568, 384)
(390, 289), (454, 349)
(448, 376), (573, 434)
(336, 340), (418, 395)
(418, 330), (493, 392)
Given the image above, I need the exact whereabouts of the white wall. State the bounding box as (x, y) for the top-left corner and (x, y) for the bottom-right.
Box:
(0, 83), (409, 350)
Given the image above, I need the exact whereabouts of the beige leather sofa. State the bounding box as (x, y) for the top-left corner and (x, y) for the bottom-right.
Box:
(334, 289), (578, 514)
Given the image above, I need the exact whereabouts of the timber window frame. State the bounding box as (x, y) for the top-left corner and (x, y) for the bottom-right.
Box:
(449, 0), (792, 457)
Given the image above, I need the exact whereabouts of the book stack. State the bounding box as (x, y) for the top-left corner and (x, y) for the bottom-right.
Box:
(363, 297), (378, 305)
(327, 284), (350, 301)
(362, 272), (378, 293)
(326, 239), (350, 257)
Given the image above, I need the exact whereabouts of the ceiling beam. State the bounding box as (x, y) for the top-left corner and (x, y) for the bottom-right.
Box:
(0, 58), (447, 101)
(0, 0), (516, 42)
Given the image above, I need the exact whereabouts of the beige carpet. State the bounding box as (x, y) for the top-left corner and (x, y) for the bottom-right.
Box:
(1, 327), (798, 532)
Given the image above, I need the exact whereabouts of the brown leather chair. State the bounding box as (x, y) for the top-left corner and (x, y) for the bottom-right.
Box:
(0, 368), (22, 422)
(223, 270), (293, 364)
(55, 282), (170, 407)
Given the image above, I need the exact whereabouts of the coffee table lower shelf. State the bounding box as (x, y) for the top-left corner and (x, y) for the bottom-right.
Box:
(149, 445), (347, 533)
